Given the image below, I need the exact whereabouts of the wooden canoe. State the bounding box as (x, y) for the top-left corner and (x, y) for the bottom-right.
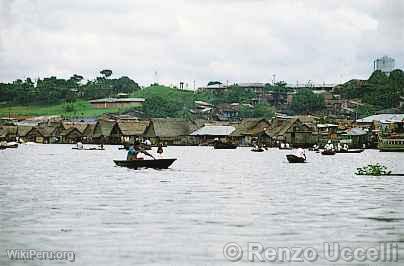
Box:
(321, 150), (336, 155)
(114, 158), (177, 169)
(214, 143), (237, 149)
(251, 148), (265, 152)
(286, 154), (306, 163)
(336, 149), (364, 153)
(72, 147), (105, 151)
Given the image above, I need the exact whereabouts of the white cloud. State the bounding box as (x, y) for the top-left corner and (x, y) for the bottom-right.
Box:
(0, 0), (403, 87)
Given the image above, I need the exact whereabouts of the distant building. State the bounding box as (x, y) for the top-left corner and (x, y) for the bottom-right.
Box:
(286, 82), (338, 91)
(198, 82), (266, 103)
(88, 98), (145, 109)
(374, 56), (395, 75)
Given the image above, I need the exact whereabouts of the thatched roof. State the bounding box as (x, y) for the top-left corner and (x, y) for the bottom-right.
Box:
(117, 121), (150, 136)
(268, 118), (299, 137)
(268, 118), (314, 138)
(17, 125), (34, 137)
(0, 126), (17, 138)
(62, 122), (89, 133)
(83, 124), (96, 137)
(60, 127), (83, 137)
(146, 119), (197, 138)
(37, 126), (58, 137)
(231, 118), (270, 137)
(93, 120), (115, 138)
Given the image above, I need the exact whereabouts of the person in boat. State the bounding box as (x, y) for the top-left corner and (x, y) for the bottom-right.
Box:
(285, 143), (290, 149)
(343, 143), (349, 151)
(324, 140), (335, 151)
(280, 142), (285, 149)
(76, 142), (84, 150)
(144, 139), (152, 146)
(296, 147), (306, 160)
(127, 141), (155, 160)
(157, 143), (164, 158)
(336, 142), (342, 152)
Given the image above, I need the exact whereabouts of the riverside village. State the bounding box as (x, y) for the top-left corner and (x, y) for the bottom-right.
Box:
(1, 4), (403, 262)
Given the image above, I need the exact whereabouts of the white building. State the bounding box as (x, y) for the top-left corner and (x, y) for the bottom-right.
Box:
(373, 56), (395, 75)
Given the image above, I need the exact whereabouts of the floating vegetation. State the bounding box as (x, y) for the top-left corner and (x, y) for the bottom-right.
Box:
(356, 164), (391, 176)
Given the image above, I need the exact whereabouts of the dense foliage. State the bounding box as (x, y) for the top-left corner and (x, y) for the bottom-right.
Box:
(129, 85), (272, 118)
(239, 103), (274, 119)
(0, 71), (141, 105)
(335, 70), (404, 109)
(290, 88), (325, 114)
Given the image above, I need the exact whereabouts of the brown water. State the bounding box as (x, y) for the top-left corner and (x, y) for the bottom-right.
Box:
(0, 145), (403, 265)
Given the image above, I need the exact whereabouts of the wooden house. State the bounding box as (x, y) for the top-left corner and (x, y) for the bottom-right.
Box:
(268, 118), (316, 147)
(93, 119), (118, 144)
(60, 127), (83, 143)
(0, 126), (17, 142)
(230, 118), (271, 146)
(82, 124), (96, 144)
(144, 119), (198, 145)
(190, 124), (236, 144)
(111, 120), (150, 144)
(20, 127), (46, 143)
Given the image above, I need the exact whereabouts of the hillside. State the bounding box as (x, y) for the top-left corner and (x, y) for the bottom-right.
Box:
(0, 100), (125, 118)
(335, 69), (404, 112)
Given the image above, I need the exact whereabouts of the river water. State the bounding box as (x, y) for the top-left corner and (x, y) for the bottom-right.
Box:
(0, 145), (403, 265)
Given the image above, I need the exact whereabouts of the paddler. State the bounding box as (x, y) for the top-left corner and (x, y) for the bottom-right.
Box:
(157, 143), (164, 158)
(127, 141), (155, 160)
(324, 140), (334, 151)
(296, 147), (306, 160)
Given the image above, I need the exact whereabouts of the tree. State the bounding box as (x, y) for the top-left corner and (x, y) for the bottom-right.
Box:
(239, 103), (274, 119)
(100, 69), (113, 78)
(290, 89), (325, 114)
(70, 74), (84, 83)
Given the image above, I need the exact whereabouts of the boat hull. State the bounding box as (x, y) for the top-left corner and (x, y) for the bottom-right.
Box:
(72, 147), (105, 151)
(286, 154), (306, 163)
(321, 150), (336, 155)
(114, 159), (177, 169)
(336, 149), (364, 153)
(214, 143), (237, 149)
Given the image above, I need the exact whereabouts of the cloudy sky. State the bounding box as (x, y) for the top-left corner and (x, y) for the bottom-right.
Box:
(0, 0), (403, 88)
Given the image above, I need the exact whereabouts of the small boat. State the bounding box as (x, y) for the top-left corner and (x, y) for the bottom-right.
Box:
(114, 158), (177, 169)
(286, 154), (306, 163)
(251, 148), (265, 152)
(72, 147), (105, 151)
(214, 142), (237, 149)
(336, 149), (364, 154)
(321, 150), (336, 155)
(6, 142), (18, 148)
(0, 142), (18, 149)
(279, 147), (293, 150)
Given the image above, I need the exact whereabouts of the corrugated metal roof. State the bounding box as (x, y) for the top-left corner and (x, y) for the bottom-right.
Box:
(346, 127), (368, 136)
(356, 114), (404, 123)
(191, 125), (235, 136)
